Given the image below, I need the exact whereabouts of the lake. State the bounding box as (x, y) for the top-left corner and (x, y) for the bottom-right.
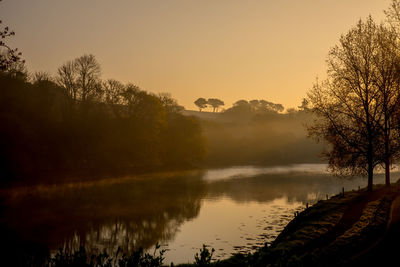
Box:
(0, 164), (389, 264)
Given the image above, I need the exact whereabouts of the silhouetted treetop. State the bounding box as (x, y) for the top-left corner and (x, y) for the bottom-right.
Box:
(158, 92), (184, 114)
(224, 99), (284, 117)
(0, 53), (206, 181)
(194, 98), (208, 112)
(207, 98), (224, 112)
(298, 98), (309, 111)
(57, 54), (102, 103)
(0, 2), (25, 75)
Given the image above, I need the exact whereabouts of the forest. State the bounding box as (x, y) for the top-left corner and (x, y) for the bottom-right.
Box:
(0, 55), (206, 184)
(0, 57), (319, 185)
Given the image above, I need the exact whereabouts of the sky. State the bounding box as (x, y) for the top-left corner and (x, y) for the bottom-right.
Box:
(1, 0), (391, 111)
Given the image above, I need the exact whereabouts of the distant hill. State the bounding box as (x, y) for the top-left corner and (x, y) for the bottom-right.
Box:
(182, 109), (221, 119)
(182, 109), (230, 122)
(182, 109), (324, 167)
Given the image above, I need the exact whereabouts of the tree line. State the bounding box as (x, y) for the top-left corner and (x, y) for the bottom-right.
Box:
(224, 99), (284, 116)
(0, 53), (206, 183)
(308, 0), (400, 191)
(194, 97), (287, 115)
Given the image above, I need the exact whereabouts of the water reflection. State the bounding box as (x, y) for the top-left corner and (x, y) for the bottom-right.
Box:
(0, 165), (391, 264)
(0, 174), (206, 263)
(203, 164), (328, 182)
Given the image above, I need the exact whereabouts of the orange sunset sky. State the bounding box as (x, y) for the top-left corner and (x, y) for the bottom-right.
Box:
(1, 0), (390, 110)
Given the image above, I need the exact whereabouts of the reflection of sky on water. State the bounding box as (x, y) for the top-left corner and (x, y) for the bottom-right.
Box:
(203, 164), (400, 182)
(203, 164), (329, 182)
(163, 197), (303, 264)
(1, 164), (398, 264)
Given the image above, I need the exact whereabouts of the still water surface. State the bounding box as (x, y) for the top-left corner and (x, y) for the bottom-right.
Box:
(0, 164), (389, 264)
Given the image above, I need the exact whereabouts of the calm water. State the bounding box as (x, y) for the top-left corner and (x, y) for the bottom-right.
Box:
(0, 164), (390, 264)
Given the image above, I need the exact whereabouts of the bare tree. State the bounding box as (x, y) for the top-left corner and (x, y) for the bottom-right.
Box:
(371, 24), (400, 186)
(103, 79), (125, 105)
(31, 71), (53, 84)
(385, 0), (400, 31)
(57, 54), (101, 103)
(158, 93), (184, 113)
(57, 60), (78, 101)
(75, 54), (101, 102)
(308, 17), (383, 192)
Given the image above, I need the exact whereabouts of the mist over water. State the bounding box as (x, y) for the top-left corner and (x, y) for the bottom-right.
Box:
(203, 164), (329, 182)
(0, 164), (390, 264)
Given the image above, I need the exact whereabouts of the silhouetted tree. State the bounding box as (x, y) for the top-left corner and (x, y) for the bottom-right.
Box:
(0, 20), (24, 71)
(57, 60), (78, 103)
(224, 99), (284, 117)
(259, 100), (284, 113)
(75, 54), (101, 102)
(249, 100), (260, 111)
(0, 54), (206, 182)
(158, 93), (184, 113)
(194, 98), (208, 112)
(235, 100), (249, 106)
(385, 0), (400, 31)
(370, 22), (400, 186)
(32, 71), (53, 84)
(0, 1), (25, 76)
(308, 17), (383, 192)
(298, 98), (309, 111)
(207, 98), (224, 112)
(102, 79), (125, 104)
(57, 54), (101, 104)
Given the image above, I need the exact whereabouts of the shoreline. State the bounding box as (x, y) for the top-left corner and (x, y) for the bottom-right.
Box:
(211, 182), (400, 267)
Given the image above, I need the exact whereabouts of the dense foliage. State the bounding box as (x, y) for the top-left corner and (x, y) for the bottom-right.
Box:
(0, 57), (206, 183)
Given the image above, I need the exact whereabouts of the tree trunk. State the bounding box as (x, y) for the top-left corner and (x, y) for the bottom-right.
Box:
(384, 117), (390, 186)
(367, 137), (374, 192)
(368, 162), (373, 192)
(385, 158), (390, 187)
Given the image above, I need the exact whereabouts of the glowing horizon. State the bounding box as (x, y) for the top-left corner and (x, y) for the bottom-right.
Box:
(1, 0), (390, 110)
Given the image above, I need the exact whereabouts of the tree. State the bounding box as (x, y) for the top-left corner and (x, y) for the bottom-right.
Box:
(259, 100), (284, 113)
(57, 60), (78, 102)
(298, 98), (309, 111)
(102, 79), (125, 105)
(194, 98), (208, 112)
(75, 54), (101, 102)
(102, 79), (126, 117)
(32, 71), (53, 84)
(57, 54), (101, 103)
(234, 99), (249, 107)
(158, 93), (184, 114)
(370, 23), (400, 186)
(385, 0), (400, 31)
(207, 98), (224, 112)
(0, 1), (25, 75)
(249, 100), (260, 111)
(308, 17), (383, 192)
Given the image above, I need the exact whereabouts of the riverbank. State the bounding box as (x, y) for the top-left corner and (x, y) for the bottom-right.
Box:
(44, 180), (396, 267)
(209, 181), (400, 267)
(2, 170), (395, 266)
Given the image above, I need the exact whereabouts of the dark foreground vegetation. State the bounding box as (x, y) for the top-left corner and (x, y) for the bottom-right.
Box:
(0, 66), (206, 184)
